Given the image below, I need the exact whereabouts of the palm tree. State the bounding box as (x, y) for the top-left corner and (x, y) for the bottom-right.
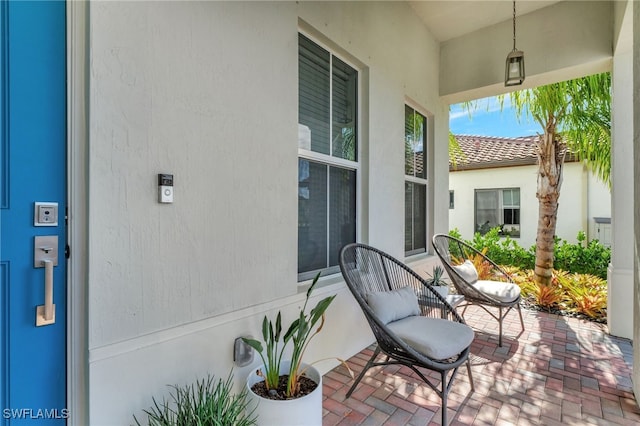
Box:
(504, 72), (611, 286)
(448, 131), (465, 169)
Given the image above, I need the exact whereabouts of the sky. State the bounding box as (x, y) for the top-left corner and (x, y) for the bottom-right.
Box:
(449, 96), (541, 138)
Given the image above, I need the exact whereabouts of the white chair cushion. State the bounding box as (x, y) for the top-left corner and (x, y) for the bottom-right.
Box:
(367, 286), (421, 325)
(473, 280), (521, 303)
(387, 316), (474, 360)
(452, 260), (478, 284)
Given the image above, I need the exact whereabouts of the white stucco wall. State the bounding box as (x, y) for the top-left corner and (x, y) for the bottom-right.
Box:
(588, 172), (613, 245)
(633, 0), (640, 401)
(449, 162), (611, 249)
(86, 2), (448, 423)
(609, 1), (635, 341)
(89, 0), (299, 346)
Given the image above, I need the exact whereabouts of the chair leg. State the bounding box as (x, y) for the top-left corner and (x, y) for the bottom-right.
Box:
(517, 302), (525, 332)
(498, 307), (503, 347)
(441, 371), (448, 426)
(466, 359), (474, 391)
(461, 303), (469, 318)
(346, 346), (380, 398)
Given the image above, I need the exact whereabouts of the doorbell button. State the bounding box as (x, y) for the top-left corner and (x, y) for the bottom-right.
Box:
(158, 174), (174, 203)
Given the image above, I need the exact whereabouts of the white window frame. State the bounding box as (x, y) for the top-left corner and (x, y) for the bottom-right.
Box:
(474, 188), (521, 237)
(297, 31), (362, 282)
(404, 103), (428, 256)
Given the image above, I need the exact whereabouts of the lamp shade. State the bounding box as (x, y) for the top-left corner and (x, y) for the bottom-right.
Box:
(505, 49), (525, 86)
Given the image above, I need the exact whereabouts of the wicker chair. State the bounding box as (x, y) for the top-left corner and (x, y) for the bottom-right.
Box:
(339, 243), (474, 426)
(432, 234), (525, 347)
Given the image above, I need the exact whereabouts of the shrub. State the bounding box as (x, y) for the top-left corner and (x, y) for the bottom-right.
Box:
(134, 373), (256, 426)
(508, 268), (607, 320)
(465, 228), (535, 270)
(449, 229), (610, 322)
(553, 232), (610, 279)
(555, 270), (607, 319)
(450, 228), (610, 278)
(510, 268), (565, 309)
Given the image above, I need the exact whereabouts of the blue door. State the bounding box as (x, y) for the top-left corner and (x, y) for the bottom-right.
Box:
(1, 1), (67, 424)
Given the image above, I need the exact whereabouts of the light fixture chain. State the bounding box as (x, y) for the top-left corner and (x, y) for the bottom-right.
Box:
(505, 0), (524, 86)
(512, 0), (517, 51)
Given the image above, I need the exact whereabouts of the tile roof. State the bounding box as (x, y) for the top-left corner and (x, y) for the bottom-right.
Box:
(451, 135), (537, 171)
(450, 134), (577, 171)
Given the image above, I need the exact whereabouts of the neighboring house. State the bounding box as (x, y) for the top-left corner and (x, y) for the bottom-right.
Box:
(448, 135), (612, 248)
(1, 2), (637, 425)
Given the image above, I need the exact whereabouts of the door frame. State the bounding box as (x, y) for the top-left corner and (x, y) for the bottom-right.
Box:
(2, 0), (80, 419)
(67, 1), (88, 425)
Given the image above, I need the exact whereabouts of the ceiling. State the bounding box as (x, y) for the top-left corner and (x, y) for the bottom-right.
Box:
(408, 1), (561, 42)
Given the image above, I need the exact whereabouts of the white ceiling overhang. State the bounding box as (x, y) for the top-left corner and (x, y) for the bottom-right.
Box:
(408, 0), (561, 42)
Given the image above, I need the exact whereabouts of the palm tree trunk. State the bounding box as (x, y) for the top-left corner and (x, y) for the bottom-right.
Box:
(534, 124), (566, 286)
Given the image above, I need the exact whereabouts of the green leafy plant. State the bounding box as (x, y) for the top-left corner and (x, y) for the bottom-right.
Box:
(449, 228), (610, 279)
(451, 229), (610, 321)
(424, 265), (447, 286)
(133, 373), (256, 426)
(243, 272), (337, 398)
(468, 227), (536, 270)
(554, 232), (611, 279)
(556, 271), (607, 319)
(511, 269), (559, 309)
(507, 267), (608, 321)
(249, 312), (285, 395)
(524, 280), (565, 310)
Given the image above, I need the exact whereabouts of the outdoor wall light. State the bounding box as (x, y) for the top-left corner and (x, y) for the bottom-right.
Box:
(505, 0), (525, 86)
(234, 336), (254, 367)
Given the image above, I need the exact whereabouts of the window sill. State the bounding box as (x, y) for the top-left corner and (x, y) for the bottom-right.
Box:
(404, 251), (430, 263)
(296, 253), (441, 295)
(297, 272), (345, 294)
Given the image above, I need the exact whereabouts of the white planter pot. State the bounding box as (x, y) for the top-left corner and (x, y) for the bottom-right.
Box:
(246, 361), (322, 426)
(433, 286), (449, 298)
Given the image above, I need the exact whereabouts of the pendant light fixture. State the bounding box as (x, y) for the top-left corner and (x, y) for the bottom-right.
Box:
(505, 0), (525, 86)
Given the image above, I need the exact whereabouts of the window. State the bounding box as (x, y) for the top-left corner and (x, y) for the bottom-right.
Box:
(404, 105), (427, 255)
(449, 190), (455, 209)
(475, 188), (520, 237)
(298, 34), (358, 280)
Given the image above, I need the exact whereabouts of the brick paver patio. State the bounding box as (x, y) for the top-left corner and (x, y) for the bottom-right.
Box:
(322, 305), (638, 425)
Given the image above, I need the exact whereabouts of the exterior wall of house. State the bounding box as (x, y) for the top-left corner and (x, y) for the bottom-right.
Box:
(609, 0), (635, 341)
(631, 0), (640, 401)
(448, 163), (611, 249)
(86, 2), (448, 423)
(73, 1), (639, 421)
(588, 171), (613, 246)
(440, 1), (613, 104)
